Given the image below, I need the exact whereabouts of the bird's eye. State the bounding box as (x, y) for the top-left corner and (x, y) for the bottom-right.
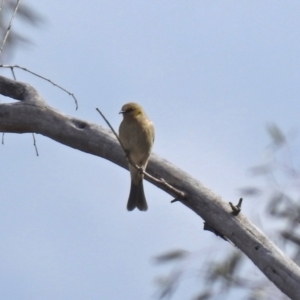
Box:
(125, 107), (135, 113)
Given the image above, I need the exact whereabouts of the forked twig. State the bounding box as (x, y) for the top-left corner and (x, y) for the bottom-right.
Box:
(96, 107), (186, 200)
(229, 198), (243, 216)
(0, 64), (79, 110)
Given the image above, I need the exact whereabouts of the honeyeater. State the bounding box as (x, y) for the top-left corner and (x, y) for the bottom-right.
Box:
(119, 102), (155, 211)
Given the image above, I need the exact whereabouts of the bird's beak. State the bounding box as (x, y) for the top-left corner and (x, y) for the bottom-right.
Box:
(119, 110), (125, 114)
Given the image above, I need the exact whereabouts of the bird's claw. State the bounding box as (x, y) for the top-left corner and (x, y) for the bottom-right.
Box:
(138, 167), (144, 175)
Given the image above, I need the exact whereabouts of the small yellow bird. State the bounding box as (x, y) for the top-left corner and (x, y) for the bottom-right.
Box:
(119, 102), (155, 211)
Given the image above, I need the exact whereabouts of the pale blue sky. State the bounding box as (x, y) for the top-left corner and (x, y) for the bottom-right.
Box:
(1, 1), (300, 299)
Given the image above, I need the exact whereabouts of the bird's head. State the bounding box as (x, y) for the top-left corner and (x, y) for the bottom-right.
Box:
(120, 102), (144, 119)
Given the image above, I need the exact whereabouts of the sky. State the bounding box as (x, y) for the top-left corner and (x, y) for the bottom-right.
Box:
(1, 1), (300, 299)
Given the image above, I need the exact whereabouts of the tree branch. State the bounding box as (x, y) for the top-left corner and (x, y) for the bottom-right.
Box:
(0, 75), (299, 299)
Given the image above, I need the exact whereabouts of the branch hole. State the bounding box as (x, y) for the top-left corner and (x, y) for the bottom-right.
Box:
(73, 120), (87, 129)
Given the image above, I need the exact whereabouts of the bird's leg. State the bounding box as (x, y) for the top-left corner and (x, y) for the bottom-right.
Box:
(124, 150), (144, 174)
(124, 149), (130, 159)
(124, 149), (136, 167)
(137, 166), (144, 175)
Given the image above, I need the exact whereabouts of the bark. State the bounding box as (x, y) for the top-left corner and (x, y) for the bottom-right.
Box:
(0, 75), (299, 299)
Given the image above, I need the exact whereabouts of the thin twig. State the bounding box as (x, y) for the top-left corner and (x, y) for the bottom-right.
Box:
(96, 107), (125, 150)
(0, 0), (21, 56)
(96, 107), (140, 169)
(10, 67), (16, 80)
(0, 64), (79, 110)
(2, 132), (4, 145)
(32, 133), (39, 156)
(96, 107), (186, 199)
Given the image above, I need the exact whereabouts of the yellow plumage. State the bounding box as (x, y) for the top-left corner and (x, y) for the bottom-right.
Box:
(119, 102), (155, 211)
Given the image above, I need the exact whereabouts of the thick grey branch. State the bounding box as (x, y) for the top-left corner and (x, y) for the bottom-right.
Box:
(0, 74), (27, 100)
(0, 75), (299, 299)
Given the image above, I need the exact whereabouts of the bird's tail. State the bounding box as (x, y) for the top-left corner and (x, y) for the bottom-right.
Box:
(127, 180), (148, 211)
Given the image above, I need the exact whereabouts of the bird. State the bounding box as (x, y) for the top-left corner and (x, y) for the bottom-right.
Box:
(119, 102), (155, 211)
